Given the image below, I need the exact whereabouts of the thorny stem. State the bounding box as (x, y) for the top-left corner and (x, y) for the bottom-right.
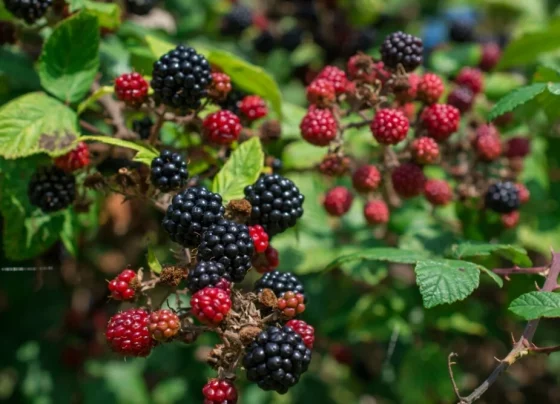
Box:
(449, 251), (560, 404)
(149, 105), (167, 145)
(493, 266), (548, 278)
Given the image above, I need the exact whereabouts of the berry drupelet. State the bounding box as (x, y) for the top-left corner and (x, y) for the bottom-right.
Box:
(285, 319), (315, 349)
(150, 150), (189, 192)
(28, 166), (76, 213)
(254, 270), (305, 299)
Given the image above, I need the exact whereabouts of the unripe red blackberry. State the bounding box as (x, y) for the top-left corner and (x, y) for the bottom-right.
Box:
(411, 137), (439, 165)
(108, 269), (137, 300)
(424, 179), (453, 206)
(202, 379), (238, 404)
(54, 142), (90, 172)
(455, 67), (484, 94)
(315, 65), (349, 95)
(191, 287), (232, 325)
(479, 42), (502, 72)
(252, 246), (279, 274)
(208, 72), (232, 101)
(300, 108), (338, 146)
(346, 54), (376, 83)
(203, 110), (242, 145)
(105, 309), (153, 357)
(5, 0), (52, 24)
(28, 166), (76, 213)
(239, 95), (268, 121)
(380, 31), (423, 72)
(363, 200), (389, 225)
(447, 86), (474, 113)
(115, 72), (149, 107)
(277, 291), (306, 318)
(395, 73), (420, 103)
(474, 124), (502, 161)
(417, 73), (444, 104)
(420, 104), (460, 142)
(370, 108), (409, 145)
(501, 211), (520, 229)
(352, 165), (381, 193)
(249, 225), (269, 254)
(516, 183), (530, 204)
(285, 320), (315, 349)
(148, 309), (181, 342)
(391, 164), (425, 198)
(505, 137), (530, 158)
(323, 186), (353, 216)
(306, 79), (336, 108)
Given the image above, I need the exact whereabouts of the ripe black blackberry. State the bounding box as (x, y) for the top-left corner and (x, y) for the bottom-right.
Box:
(186, 261), (228, 293)
(254, 271), (305, 299)
(132, 117), (153, 140)
(280, 28), (303, 52)
(485, 181), (520, 214)
(449, 20), (474, 43)
(28, 166), (76, 213)
(253, 31), (277, 54)
(162, 186), (225, 247)
(151, 45), (212, 110)
(243, 326), (312, 394)
(126, 0), (156, 16)
(244, 174), (304, 236)
(380, 31), (423, 72)
(5, 0), (52, 24)
(197, 218), (254, 282)
(150, 150), (189, 192)
(221, 5), (253, 36)
(218, 88), (246, 115)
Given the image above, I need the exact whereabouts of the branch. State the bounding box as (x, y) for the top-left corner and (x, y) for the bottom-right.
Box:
(493, 266), (548, 278)
(341, 119), (371, 130)
(450, 251), (560, 404)
(91, 82), (134, 139)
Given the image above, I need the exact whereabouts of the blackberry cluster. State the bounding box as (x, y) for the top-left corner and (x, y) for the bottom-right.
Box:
(186, 261), (227, 293)
(150, 150), (189, 192)
(162, 186), (225, 247)
(197, 218), (254, 282)
(5, 0), (52, 24)
(126, 0), (156, 16)
(243, 326), (312, 394)
(244, 174), (305, 236)
(449, 20), (474, 43)
(221, 5), (253, 36)
(28, 166), (76, 213)
(132, 117), (153, 140)
(218, 88), (246, 115)
(151, 45), (212, 110)
(380, 31), (423, 72)
(254, 271), (305, 299)
(485, 181), (520, 214)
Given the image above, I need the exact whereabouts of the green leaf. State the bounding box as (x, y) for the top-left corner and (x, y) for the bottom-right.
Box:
(83, 0), (122, 29)
(77, 85), (113, 115)
(429, 44), (482, 76)
(212, 137), (264, 203)
(39, 12), (100, 104)
(68, 0), (87, 12)
(281, 140), (325, 170)
(60, 209), (79, 257)
(79, 135), (158, 165)
(145, 35), (178, 60)
(484, 73), (526, 101)
(476, 265), (504, 287)
(488, 83), (547, 121)
(450, 242), (532, 267)
(0, 92), (79, 159)
(147, 247), (163, 274)
(509, 292), (560, 320)
(415, 259), (480, 308)
(326, 248), (430, 270)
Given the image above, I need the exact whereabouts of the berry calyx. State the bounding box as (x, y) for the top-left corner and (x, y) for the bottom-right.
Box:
(277, 291), (306, 318)
(202, 379), (238, 404)
(148, 309), (181, 342)
(417, 73), (444, 104)
(208, 72), (232, 101)
(352, 165), (381, 193)
(105, 309), (153, 357)
(239, 95), (268, 121)
(391, 163), (426, 198)
(248, 225), (269, 254)
(411, 137), (439, 165)
(380, 31), (423, 72)
(363, 200), (389, 225)
(420, 104), (460, 141)
(323, 186), (353, 216)
(114, 72), (149, 107)
(455, 67), (484, 94)
(300, 108), (338, 146)
(424, 179), (453, 206)
(203, 110), (243, 145)
(191, 287), (232, 325)
(150, 150), (189, 192)
(370, 108), (410, 145)
(285, 319), (315, 349)
(306, 78), (336, 108)
(474, 124), (502, 161)
(54, 142), (90, 172)
(108, 269), (137, 300)
(315, 65), (349, 95)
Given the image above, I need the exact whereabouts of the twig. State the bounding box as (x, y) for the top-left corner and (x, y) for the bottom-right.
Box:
(493, 266), (548, 277)
(148, 105), (166, 145)
(342, 119), (371, 130)
(79, 120), (103, 135)
(450, 251), (560, 404)
(91, 82), (133, 139)
(447, 353), (463, 401)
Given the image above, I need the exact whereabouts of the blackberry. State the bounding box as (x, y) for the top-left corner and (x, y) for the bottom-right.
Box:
(151, 45), (212, 110)
(132, 117), (153, 140)
(485, 181), (520, 214)
(254, 31), (277, 53)
(270, 158), (283, 173)
(380, 31), (423, 72)
(254, 271), (305, 299)
(162, 186), (225, 247)
(5, 0), (52, 24)
(186, 261), (228, 293)
(244, 174), (304, 236)
(221, 5), (253, 36)
(218, 88), (246, 115)
(243, 326), (312, 394)
(126, 0), (156, 16)
(28, 166), (75, 213)
(150, 150), (189, 192)
(280, 28), (303, 51)
(197, 218), (254, 283)
(449, 20), (474, 43)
